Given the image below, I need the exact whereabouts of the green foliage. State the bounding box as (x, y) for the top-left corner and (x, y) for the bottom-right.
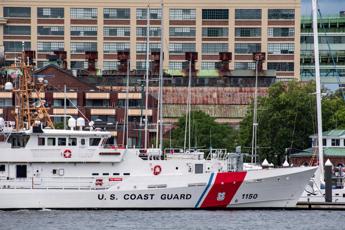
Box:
(239, 81), (345, 165)
(53, 122), (65, 129)
(166, 111), (238, 151)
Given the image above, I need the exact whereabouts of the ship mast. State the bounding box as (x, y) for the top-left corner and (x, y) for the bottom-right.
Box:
(312, 0), (324, 181)
(13, 51), (54, 131)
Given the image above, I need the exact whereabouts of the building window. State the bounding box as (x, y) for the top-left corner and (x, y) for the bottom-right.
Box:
(170, 27), (196, 37)
(103, 42), (130, 53)
(86, 99), (109, 107)
(38, 42), (64, 52)
(0, 99), (12, 107)
(71, 61), (88, 69)
(136, 8), (162, 20)
(137, 27), (161, 37)
(202, 9), (228, 20)
(323, 139), (327, 146)
(268, 28), (294, 37)
(70, 8), (97, 19)
(235, 43), (261, 54)
(201, 62), (217, 70)
(103, 61), (119, 70)
(268, 62), (294, 71)
(38, 26), (64, 36)
(202, 43), (228, 54)
(311, 36), (345, 44)
(70, 42), (97, 53)
(136, 61), (147, 70)
(235, 62), (256, 70)
(268, 9), (295, 20)
(4, 7), (31, 18)
(235, 9), (261, 20)
(169, 43), (195, 54)
(4, 41), (31, 52)
(37, 8), (64, 18)
(104, 8), (130, 19)
(91, 115), (115, 123)
(136, 43), (161, 54)
(104, 27), (130, 36)
(202, 27), (228, 37)
(268, 43), (294, 54)
(53, 99), (77, 107)
(169, 62), (184, 70)
(71, 26), (97, 36)
(332, 139), (340, 146)
(4, 25), (31, 35)
(235, 28), (261, 37)
(169, 9), (196, 20)
(37, 61), (50, 68)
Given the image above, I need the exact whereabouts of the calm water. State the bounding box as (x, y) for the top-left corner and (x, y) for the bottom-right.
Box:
(0, 209), (342, 230)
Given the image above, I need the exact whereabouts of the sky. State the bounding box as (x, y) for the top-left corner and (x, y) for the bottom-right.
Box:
(301, 0), (345, 16)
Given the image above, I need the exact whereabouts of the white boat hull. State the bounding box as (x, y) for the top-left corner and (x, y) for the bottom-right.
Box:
(0, 167), (316, 209)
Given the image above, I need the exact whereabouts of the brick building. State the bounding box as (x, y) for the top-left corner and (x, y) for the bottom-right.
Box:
(0, 0), (300, 81)
(0, 64), (158, 147)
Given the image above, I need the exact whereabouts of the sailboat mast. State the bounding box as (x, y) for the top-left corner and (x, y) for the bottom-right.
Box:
(158, 1), (164, 150)
(312, 0), (324, 179)
(251, 60), (259, 164)
(125, 59), (130, 148)
(144, 5), (150, 149)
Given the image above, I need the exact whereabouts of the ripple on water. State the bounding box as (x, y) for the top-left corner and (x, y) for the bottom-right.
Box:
(0, 210), (344, 230)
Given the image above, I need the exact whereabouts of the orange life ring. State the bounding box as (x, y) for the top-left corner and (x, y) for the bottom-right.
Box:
(153, 165), (162, 176)
(63, 149), (72, 158)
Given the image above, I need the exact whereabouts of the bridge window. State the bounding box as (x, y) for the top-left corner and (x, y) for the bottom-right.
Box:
(90, 138), (101, 146)
(68, 138), (77, 146)
(38, 137), (45, 146)
(81, 138), (86, 146)
(47, 138), (56, 146)
(58, 138), (66, 146)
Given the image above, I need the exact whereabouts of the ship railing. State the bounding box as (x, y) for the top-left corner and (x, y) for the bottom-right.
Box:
(205, 149), (228, 160)
(0, 176), (117, 190)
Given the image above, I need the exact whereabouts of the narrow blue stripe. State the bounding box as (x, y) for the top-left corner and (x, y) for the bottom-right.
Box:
(195, 173), (214, 208)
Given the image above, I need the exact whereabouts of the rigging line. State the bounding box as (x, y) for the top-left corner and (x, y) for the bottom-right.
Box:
(289, 112), (298, 150)
(49, 85), (91, 125)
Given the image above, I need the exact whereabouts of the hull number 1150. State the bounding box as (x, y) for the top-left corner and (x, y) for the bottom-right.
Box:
(242, 193), (258, 199)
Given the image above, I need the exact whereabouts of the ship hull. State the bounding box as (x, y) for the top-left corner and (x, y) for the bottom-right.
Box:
(0, 167), (315, 209)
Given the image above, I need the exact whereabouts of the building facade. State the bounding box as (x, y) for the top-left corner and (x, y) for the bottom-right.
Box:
(300, 12), (345, 84)
(290, 130), (345, 167)
(0, 0), (300, 81)
(0, 65), (158, 147)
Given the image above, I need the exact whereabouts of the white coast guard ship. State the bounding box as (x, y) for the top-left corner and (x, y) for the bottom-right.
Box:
(0, 65), (316, 209)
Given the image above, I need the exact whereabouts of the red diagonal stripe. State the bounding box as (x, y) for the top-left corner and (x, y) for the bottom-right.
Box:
(200, 172), (246, 208)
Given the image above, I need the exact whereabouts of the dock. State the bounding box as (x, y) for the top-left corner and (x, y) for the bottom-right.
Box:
(297, 202), (345, 210)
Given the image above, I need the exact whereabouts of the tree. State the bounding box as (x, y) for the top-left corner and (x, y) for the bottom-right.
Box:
(239, 81), (345, 165)
(239, 81), (317, 165)
(166, 111), (238, 151)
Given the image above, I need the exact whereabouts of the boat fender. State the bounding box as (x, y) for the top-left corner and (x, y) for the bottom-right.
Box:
(153, 165), (162, 176)
(63, 149), (72, 158)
